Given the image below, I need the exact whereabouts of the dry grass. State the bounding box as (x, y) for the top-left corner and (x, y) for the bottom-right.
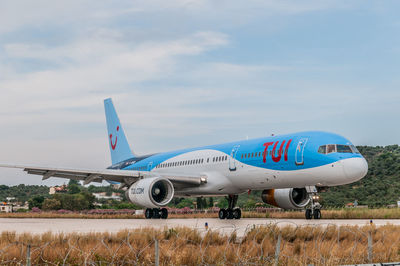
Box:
(0, 224), (399, 265)
(2, 208), (400, 219)
(266, 208), (400, 219)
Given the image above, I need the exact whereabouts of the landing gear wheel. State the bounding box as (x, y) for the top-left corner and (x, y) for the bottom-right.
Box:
(226, 209), (234, 219)
(218, 209), (227, 219)
(305, 209), (312, 220)
(313, 209), (321, 219)
(223, 194), (241, 220)
(152, 208), (160, 219)
(233, 208), (241, 219)
(145, 208), (153, 219)
(160, 208), (168, 219)
(305, 186), (323, 220)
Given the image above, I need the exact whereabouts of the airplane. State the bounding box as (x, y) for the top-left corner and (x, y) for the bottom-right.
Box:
(0, 98), (368, 220)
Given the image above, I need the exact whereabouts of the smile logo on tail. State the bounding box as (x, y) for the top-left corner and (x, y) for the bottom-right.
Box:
(109, 126), (119, 150)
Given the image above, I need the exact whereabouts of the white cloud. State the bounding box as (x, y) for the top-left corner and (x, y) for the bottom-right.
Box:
(0, 31), (228, 113)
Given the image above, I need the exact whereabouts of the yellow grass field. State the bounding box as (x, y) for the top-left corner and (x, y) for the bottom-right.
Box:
(0, 224), (399, 265)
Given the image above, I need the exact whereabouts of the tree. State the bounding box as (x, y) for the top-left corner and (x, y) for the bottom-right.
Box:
(42, 198), (61, 210)
(53, 192), (95, 211)
(28, 195), (45, 209)
(68, 184), (81, 194)
(68, 179), (80, 186)
(208, 197), (214, 208)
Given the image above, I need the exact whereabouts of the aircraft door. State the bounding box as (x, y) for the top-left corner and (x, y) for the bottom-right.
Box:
(295, 138), (308, 165)
(229, 145), (240, 171)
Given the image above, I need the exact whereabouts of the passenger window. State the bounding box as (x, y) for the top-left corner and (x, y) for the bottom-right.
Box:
(337, 145), (352, 153)
(327, 144), (336, 154)
(225, 156), (227, 160)
(318, 145), (326, 154)
(207, 158), (209, 163)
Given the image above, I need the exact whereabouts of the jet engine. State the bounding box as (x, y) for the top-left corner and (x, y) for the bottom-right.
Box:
(126, 177), (174, 208)
(261, 188), (310, 209)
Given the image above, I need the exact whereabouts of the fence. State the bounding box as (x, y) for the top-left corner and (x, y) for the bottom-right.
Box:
(1, 223), (400, 265)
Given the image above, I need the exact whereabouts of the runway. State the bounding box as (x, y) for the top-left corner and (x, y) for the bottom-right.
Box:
(0, 218), (398, 237)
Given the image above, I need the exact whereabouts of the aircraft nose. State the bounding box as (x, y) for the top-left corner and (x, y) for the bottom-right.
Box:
(342, 157), (368, 181)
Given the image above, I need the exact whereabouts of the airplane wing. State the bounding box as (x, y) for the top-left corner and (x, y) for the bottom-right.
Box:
(0, 164), (207, 188)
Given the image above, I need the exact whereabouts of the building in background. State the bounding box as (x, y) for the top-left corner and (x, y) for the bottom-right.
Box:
(0, 202), (12, 213)
(92, 192), (122, 201)
(49, 185), (68, 195)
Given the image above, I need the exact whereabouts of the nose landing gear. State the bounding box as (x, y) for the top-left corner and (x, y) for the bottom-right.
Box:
(218, 195), (242, 220)
(305, 186), (322, 220)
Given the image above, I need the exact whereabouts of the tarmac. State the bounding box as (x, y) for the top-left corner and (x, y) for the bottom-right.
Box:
(0, 218), (397, 237)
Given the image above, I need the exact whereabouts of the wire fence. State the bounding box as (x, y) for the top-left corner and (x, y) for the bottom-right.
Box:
(1, 222), (400, 265)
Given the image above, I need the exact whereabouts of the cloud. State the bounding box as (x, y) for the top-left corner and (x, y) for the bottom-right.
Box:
(0, 31), (229, 114)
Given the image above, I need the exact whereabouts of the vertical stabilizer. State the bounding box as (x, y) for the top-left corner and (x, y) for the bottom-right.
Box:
(104, 98), (135, 165)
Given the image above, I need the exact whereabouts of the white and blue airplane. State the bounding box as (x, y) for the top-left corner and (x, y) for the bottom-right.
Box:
(0, 98), (368, 220)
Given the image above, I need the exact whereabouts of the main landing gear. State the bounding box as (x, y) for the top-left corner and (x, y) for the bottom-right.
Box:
(219, 195), (242, 220)
(305, 186), (322, 220)
(145, 208), (168, 219)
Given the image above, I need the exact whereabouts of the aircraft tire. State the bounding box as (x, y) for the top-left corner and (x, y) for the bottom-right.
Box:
(313, 209), (321, 219)
(233, 208), (241, 219)
(153, 208), (160, 219)
(218, 209), (227, 219)
(305, 209), (312, 220)
(145, 208), (153, 219)
(227, 209), (234, 219)
(160, 208), (168, 219)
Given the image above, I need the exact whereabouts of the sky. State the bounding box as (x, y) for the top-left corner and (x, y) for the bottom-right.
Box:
(0, 0), (399, 185)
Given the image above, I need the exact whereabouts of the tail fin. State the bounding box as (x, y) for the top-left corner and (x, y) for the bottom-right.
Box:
(104, 98), (135, 165)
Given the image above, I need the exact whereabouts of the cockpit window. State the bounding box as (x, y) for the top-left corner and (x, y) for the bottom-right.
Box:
(318, 145), (326, 154)
(318, 144), (359, 154)
(327, 144), (336, 154)
(337, 145), (352, 153)
(350, 145), (360, 154)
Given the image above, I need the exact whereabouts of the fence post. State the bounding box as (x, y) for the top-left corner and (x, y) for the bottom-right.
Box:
(367, 231), (372, 263)
(274, 234), (282, 266)
(155, 239), (159, 266)
(26, 244), (31, 266)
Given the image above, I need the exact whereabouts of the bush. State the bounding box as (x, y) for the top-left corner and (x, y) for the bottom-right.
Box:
(42, 198), (62, 210)
(53, 192), (95, 211)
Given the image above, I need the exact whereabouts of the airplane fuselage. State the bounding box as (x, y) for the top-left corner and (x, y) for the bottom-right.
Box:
(109, 131), (368, 196)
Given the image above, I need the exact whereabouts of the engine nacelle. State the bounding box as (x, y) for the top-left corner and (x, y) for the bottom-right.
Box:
(261, 188), (310, 209)
(126, 177), (174, 208)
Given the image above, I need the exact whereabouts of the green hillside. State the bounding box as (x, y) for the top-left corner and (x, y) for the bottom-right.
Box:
(321, 145), (400, 207)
